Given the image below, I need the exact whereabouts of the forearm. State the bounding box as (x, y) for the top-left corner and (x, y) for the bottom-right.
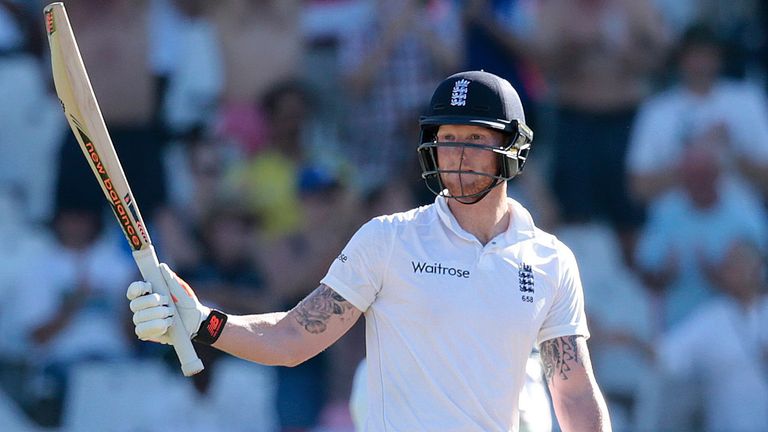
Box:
(552, 384), (612, 432)
(211, 312), (301, 366)
(209, 285), (362, 367)
(542, 336), (612, 432)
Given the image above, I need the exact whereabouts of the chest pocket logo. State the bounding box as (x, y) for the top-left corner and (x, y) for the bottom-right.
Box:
(519, 262), (535, 302)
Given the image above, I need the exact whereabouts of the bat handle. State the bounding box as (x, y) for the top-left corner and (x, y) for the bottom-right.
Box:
(133, 246), (205, 376)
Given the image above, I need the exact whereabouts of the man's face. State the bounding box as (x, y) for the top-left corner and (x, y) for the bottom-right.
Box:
(680, 44), (721, 89)
(435, 124), (504, 197)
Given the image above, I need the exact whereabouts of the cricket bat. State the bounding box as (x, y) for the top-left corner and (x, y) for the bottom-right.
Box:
(44, 2), (204, 376)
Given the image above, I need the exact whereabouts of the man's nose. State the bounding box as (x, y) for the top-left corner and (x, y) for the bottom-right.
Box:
(442, 143), (466, 158)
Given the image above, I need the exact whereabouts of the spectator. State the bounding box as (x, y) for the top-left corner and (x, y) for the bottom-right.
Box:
(16, 204), (135, 427)
(635, 143), (768, 329)
(656, 238), (768, 432)
(628, 23), (768, 205)
(532, 0), (669, 263)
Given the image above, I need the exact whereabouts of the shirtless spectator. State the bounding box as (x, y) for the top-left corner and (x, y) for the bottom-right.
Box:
(532, 0), (669, 263)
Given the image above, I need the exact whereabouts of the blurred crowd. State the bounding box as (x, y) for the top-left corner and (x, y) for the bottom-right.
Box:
(1, 0), (768, 431)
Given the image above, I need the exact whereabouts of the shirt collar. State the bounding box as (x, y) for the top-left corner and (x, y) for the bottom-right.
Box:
(506, 199), (536, 243)
(434, 194), (537, 245)
(435, 194), (476, 242)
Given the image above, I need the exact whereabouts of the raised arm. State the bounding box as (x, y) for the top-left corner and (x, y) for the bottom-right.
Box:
(127, 265), (362, 368)
(540, 335), (612, 432)
(214, 284), (362, 366)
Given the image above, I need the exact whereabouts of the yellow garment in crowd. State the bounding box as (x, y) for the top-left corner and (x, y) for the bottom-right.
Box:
(226, 150), (303, 237)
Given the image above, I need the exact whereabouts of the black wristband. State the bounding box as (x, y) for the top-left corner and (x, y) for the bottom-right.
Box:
(193, 309), (228, 345)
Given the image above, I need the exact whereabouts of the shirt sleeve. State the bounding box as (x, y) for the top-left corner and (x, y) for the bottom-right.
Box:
(537, 242), (590, 346)
(320, 217), (392, 312)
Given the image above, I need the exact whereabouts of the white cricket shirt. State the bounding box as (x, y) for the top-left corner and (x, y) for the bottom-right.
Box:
(321, 195), (589, 431)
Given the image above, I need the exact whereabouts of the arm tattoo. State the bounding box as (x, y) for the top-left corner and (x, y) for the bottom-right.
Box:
(540, 335), (583, 383)
(293, 285), (354, 334)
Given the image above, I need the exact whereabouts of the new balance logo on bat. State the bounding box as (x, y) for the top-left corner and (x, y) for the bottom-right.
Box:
(75, 123), (143, 249)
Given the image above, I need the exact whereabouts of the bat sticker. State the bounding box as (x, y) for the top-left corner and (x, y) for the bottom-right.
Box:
(45, 9), (55, 35)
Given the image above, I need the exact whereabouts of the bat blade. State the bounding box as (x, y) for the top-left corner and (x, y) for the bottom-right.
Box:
(45, 3), (147, 250)
(44, 2), (203, 376)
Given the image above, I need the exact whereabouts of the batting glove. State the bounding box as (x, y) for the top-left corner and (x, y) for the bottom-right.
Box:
(127, 264), (211, 344)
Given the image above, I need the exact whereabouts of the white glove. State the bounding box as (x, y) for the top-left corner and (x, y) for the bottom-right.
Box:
(127, 263), (210, 344)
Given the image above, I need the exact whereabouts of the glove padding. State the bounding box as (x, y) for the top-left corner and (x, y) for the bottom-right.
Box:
(127, 264), (210, 344)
